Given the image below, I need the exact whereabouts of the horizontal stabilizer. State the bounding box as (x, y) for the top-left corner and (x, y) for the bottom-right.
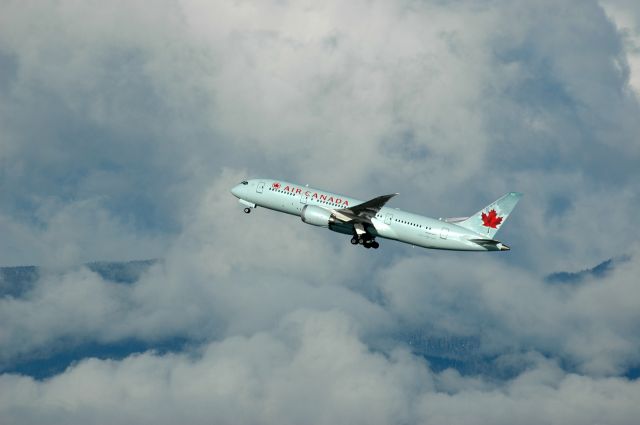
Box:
(469, 238), (510, 251)
(443, 216), (469, 224)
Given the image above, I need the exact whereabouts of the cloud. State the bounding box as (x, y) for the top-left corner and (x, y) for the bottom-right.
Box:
(2, 180), (638, 377)
(601, 0), (640, 95)
(1, 0), (639, 269)
(0, 0), (639, 423)
(1, 312), (639, 425)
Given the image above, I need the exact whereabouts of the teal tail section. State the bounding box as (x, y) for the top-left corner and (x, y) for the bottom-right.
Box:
(457, 192), (523, 238)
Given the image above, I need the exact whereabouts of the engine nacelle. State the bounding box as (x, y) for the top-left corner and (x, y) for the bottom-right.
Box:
(300, 205), (336, 227)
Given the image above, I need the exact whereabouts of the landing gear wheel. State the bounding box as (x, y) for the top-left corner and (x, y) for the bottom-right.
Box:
(243, 208), (251, 214)
(358, 237), (365, 245)
(350, 236), (358, 245)
(364, 243), (372, 249)
(371, 241), (379, 249)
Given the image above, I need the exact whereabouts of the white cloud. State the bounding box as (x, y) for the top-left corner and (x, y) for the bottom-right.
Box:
(1, 173), (638, 378)
(2, 312), (639, 425)
(1, 0), (639, 267)
(0, 0), (639, 423)
(601, 0), (640, 96)
(379, 243), (640, 375)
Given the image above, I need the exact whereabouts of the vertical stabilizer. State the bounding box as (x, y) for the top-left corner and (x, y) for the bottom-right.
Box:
(457, 192), (522, 238)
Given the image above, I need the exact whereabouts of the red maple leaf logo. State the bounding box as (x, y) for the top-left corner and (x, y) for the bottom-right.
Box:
(272, 182), (281, 189)
(481, 209), (503, 228)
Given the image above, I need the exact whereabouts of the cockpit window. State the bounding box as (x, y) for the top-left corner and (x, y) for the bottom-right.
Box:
(240, 180), (248, 185)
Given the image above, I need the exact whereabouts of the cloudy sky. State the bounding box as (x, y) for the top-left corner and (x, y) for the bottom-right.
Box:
(1, 0), (640, 423)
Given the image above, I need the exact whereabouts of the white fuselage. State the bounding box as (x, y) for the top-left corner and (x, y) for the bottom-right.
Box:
(231, 179), (506, 251)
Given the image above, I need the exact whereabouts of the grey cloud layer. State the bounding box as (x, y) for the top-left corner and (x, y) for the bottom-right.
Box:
(1, 0), (639, 424)
(2, 311), (640, 425)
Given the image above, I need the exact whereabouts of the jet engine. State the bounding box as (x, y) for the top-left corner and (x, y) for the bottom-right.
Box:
(300, 205), (336, 227)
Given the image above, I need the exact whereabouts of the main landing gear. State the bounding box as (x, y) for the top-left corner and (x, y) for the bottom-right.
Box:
(350, 236), (379, 249)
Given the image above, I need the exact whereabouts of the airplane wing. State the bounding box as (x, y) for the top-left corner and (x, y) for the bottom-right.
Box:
(332, 193), (398, 223)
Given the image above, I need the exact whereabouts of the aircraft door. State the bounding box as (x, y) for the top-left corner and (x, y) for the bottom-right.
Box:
(384, 213), (393, 225)
(257, 182), (265, 193)
(300, 193), (308, 204)
(440, 227), (449, 239)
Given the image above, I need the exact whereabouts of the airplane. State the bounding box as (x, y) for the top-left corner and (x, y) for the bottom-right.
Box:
(230, 179), (522, 251)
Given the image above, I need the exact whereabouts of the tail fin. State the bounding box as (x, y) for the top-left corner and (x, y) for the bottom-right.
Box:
(457, 192), (523, 238)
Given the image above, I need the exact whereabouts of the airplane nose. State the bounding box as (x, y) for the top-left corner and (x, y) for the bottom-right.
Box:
(230, 185), (241, 197)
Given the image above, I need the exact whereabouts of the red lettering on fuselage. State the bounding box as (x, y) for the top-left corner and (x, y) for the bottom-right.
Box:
(279, 185), (349, 206)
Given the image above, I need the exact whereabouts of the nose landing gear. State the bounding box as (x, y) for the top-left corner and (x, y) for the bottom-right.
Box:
(243, 207), (251, 214)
